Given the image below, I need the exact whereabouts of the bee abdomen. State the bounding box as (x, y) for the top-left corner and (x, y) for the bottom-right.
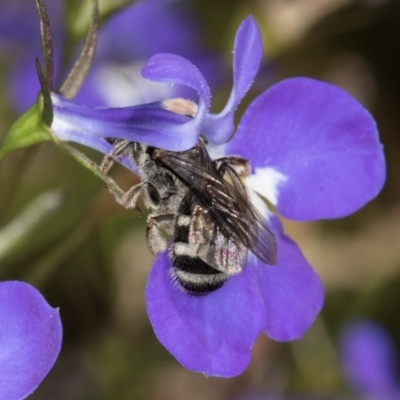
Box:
(171, 243), (228, 295)
(170, 197), (228, 295)
(175, 215), (190, 242)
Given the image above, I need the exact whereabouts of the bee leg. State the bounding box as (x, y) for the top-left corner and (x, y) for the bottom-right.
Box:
(146, 214), (175, 255)
(114, 182), (155, 215)
(213, 156), (250, 178)
(99, 139), (131, 174)
(214, 159), (249, 199)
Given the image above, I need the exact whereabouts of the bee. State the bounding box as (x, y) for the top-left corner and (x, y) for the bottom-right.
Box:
(100, 138), (277, 295)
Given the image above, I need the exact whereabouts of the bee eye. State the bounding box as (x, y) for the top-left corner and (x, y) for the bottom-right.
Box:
(147, 185), (160, 206)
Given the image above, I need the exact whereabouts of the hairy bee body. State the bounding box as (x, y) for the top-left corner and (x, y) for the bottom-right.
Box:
(101, 138), (277, 295)
(170, 192), (229, 295)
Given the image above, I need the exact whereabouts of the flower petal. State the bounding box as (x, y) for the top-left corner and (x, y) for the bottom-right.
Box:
(51, 93), (198, 151)
(0, 281), (62, 400)
(202, 16), (263, 144)
(75, 0), (222, 108)
(228, 77), (386, 220)
(56, 130), (136, 172)
(95, 0), (200, 61)
(141, 53), (211, 120)
(253, 216), (324, 340)
(145, 252), (266, 377)
(75, 60), (177, 108)
(339, 320), (399, 398)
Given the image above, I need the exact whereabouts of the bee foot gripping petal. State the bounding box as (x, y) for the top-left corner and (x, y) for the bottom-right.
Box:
(145, 252), (266, 377)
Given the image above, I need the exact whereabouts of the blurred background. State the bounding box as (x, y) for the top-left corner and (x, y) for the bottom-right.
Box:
(0, 0), (399, 399)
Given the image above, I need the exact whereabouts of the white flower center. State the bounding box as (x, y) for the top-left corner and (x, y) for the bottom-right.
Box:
(246, 166), (288, 206)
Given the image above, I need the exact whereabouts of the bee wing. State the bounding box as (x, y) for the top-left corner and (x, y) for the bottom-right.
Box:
(153, 145), (218, 204)
(247, 204), (278, 265)
(206, 184), (277, 266)
(188, 204), (248, 274)
(155, 146), (277, 266)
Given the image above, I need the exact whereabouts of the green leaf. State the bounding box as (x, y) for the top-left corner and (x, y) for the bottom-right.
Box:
(0, 96), (125, 199)
(0, 100), (52, 162)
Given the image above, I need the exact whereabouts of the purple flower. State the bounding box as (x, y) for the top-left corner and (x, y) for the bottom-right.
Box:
(1, 0), (216, 112)
(50, 16), (263, 152)
(0, 281), (62, 400)
(50, 17), (385, 377)
(339, 320), (400, 400)
(75, 0), (220, 107)
(0, 0), (64, 112)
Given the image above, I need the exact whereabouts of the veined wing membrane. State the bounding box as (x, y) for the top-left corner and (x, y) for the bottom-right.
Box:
(188, 202), (248, 274)
(154, 144), (277, 266)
